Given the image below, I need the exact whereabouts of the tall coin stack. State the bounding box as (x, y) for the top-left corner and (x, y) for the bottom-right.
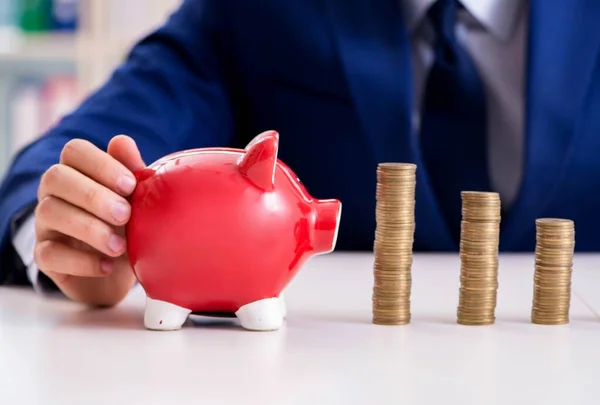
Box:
(372, 163), (416, 325)
(457, 191), (501, 326)
(531, 218), (575, 325)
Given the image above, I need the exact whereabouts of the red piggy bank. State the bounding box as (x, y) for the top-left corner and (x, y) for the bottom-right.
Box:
(126, 130), (342, 331)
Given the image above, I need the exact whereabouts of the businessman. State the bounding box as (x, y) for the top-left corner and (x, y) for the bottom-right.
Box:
(1, 0), (600, 306)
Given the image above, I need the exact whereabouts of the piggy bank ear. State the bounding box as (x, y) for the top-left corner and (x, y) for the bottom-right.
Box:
(239, 130), (279, 191)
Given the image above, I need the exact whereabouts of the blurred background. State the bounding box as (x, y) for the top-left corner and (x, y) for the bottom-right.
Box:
(0, 0), (182, 179)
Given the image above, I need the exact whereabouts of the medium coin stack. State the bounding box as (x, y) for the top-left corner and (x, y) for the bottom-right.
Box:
(457, 191), (501, 326)
(531, 218), (575, 325)
(372, 162), (416, 325)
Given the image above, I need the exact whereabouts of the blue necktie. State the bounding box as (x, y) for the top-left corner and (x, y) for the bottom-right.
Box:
(419, 0), (490, 239)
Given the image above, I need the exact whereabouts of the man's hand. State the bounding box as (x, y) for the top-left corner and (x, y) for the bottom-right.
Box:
(34, 135), (145, 307)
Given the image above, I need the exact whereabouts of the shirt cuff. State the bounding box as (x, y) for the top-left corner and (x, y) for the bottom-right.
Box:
(11, 211), (58, 295)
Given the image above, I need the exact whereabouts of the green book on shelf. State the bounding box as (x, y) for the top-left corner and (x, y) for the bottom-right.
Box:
(20, 0), (52, 32)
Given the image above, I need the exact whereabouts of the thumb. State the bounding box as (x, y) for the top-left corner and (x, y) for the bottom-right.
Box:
(107, 135), (146, 173)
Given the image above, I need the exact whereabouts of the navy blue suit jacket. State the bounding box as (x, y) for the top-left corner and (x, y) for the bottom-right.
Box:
(1, 0), (600, 279)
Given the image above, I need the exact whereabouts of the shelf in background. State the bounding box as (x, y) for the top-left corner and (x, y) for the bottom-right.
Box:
(0, 30), (76, 63)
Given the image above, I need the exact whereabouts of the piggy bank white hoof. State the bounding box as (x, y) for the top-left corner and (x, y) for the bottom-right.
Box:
(144, 297), (192, 331)
(235, 297), (284, 331)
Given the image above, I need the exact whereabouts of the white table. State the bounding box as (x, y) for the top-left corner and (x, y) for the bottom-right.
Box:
(2, 252), (600, 405)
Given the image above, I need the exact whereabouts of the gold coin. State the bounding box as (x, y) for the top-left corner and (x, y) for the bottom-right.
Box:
(371, 162), (417, 325)
(530, 217), (574, 325)
(456, 191), (501, 326)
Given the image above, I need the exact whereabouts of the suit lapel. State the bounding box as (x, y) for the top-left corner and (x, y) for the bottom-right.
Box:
(324, 0), (411, 164)
(324, 0), (455, 250)
(501, 0), (600, 249)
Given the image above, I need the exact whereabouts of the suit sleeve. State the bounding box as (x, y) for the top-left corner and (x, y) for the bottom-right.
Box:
(0, 0), (235, 283)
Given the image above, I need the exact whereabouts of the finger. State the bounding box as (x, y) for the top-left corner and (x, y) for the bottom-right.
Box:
(35, 207), (97, 252)
(34, 239), (114, 279)
(59, 138), (137, 196)
(44, 255), (136, 307)
(107, 135), (146, 173)
(36, 196), (126, 258)
(38, 164), (131, 227)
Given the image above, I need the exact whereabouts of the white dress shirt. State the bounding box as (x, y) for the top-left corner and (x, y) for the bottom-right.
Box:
(406, 0), (528, 207)
(11, 209), (45, 293)
(11, 0), (529, 293)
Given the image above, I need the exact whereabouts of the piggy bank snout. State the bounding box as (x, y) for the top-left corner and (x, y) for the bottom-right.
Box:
(312, 199), (342, 254)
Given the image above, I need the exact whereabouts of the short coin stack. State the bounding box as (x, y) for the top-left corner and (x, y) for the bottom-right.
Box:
(372, 162), (416, 325)
(457, 191), (501, 325)
(531, 218), (575, 325)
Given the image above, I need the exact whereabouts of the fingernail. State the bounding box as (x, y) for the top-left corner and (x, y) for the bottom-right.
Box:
(101, 259), (115, 273)
(118, 175), (136, 194)
(111, 202), (130, 223)
(108, 234), (126, 253)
